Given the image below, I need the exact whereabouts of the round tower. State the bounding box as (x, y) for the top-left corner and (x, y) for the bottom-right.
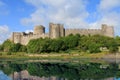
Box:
(34, 25), (45, 35)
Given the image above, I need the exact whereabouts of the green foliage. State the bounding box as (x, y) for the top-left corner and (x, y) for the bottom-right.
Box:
(78, 35), (119, 53)
(88, 43), (101, 53)
(27, 39), (41, 53)
(1, 34), (119, 54)
(63, 34), (79, 49)
(2, 40), (14, 52)
(27, 34), (80, 53)
(1, 40), (27, 53)
(105, 39), (118, 53)
(49, 39), (63, 52)
(0, 44), (3, 51)
(10, 43), (22, 52)
(19, 45), (27, 52)
(7, 52), (12, 55)
(115, 36), (120, 46)
(27, 38), (51, 53)
(39, 38), (51, 52)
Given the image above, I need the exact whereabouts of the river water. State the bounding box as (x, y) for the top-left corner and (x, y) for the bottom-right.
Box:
(0, 59), (120, 80)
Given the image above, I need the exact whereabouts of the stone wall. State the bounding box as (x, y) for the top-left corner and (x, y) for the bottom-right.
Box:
(65, 29), (102, 36)
(20, 33), (49, 45)
(10, 23), (114, 45)
(65, 24), (114, 37)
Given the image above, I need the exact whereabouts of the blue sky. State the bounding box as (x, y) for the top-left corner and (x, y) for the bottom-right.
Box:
(0, 0), (120, 43)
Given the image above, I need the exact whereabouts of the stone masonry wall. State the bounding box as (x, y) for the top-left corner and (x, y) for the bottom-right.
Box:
(10, 23), (114, 45)
(65, 29), (102, 36)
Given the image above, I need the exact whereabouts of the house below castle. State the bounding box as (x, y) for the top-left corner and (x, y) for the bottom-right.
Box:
(10, 23), (114, 45)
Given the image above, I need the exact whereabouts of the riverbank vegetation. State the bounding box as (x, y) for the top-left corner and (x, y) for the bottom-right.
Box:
(0, 34), (120, 55)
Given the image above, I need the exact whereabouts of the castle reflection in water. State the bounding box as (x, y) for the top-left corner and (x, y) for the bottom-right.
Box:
(10, 70), (67, 80)
(10, 70), (117, 80)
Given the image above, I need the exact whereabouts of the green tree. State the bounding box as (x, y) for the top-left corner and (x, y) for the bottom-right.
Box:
(19, 45), (27, 52)
(0, 44), (3, 51)
(2, 40), (14, 52)
(49, 39), (63, 52)
(107, 40), (118, 53)
(88, 42), (101, 53)
(38, 38), (51, 53)
(11, 43), (22, 52)
(63, 34), (79, 49)
(27, 39), (40, 53)
(115, 36), (120, 46)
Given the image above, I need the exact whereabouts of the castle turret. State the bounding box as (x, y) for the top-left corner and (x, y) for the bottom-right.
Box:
(102, 24), (114, 37)
(34, 25), (45, 35)
(49, 23), (65, 39)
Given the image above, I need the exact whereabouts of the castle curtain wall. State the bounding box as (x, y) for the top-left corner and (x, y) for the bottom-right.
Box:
(65, 29), (102, 36)
(10, 23), (114, 45)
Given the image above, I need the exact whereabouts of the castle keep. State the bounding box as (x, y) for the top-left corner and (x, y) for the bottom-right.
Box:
(10, 23), (114, 45)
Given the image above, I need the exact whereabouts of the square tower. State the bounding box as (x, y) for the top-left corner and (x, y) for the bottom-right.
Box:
(102, 24), (114, 37)
(49, 23), (65, 39)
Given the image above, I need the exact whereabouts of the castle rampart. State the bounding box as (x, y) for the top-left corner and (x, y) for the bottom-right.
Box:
(65, 29), (102, 36)
(10, 23), (114, 45)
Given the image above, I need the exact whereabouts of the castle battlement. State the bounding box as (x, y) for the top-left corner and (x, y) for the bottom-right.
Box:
(66, 28), (101, 31)
(10, 23), (114, 45)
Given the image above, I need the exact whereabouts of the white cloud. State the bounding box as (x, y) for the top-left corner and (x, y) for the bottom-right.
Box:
(0, 25), (10, 44)
(21, 0), (120, 36)
(99, 0), (120, 11)
(25, 30), (33, 33)
(21, 0), (89, 28)
(89, 0), (120, 36)
(89, 12), (120, 36)
(90, 12), (120, 26)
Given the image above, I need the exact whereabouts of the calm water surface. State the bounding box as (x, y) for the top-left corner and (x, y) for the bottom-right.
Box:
(0, 59), (120, 80)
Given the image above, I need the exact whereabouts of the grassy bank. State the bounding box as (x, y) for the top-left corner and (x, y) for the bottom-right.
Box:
(0, 51), (113, 61)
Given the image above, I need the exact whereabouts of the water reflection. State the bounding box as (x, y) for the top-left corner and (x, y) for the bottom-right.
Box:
(0, 60), (120, 80)
(10, 70), (66, 80)
(0, 71), (11, 80)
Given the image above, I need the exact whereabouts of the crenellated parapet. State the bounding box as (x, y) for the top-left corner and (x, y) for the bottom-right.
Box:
(65, 24), (114, 37)
(65, 28), (102, 36)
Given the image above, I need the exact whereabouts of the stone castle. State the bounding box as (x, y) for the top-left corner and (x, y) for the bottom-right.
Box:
(10, 23), (114, 45)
